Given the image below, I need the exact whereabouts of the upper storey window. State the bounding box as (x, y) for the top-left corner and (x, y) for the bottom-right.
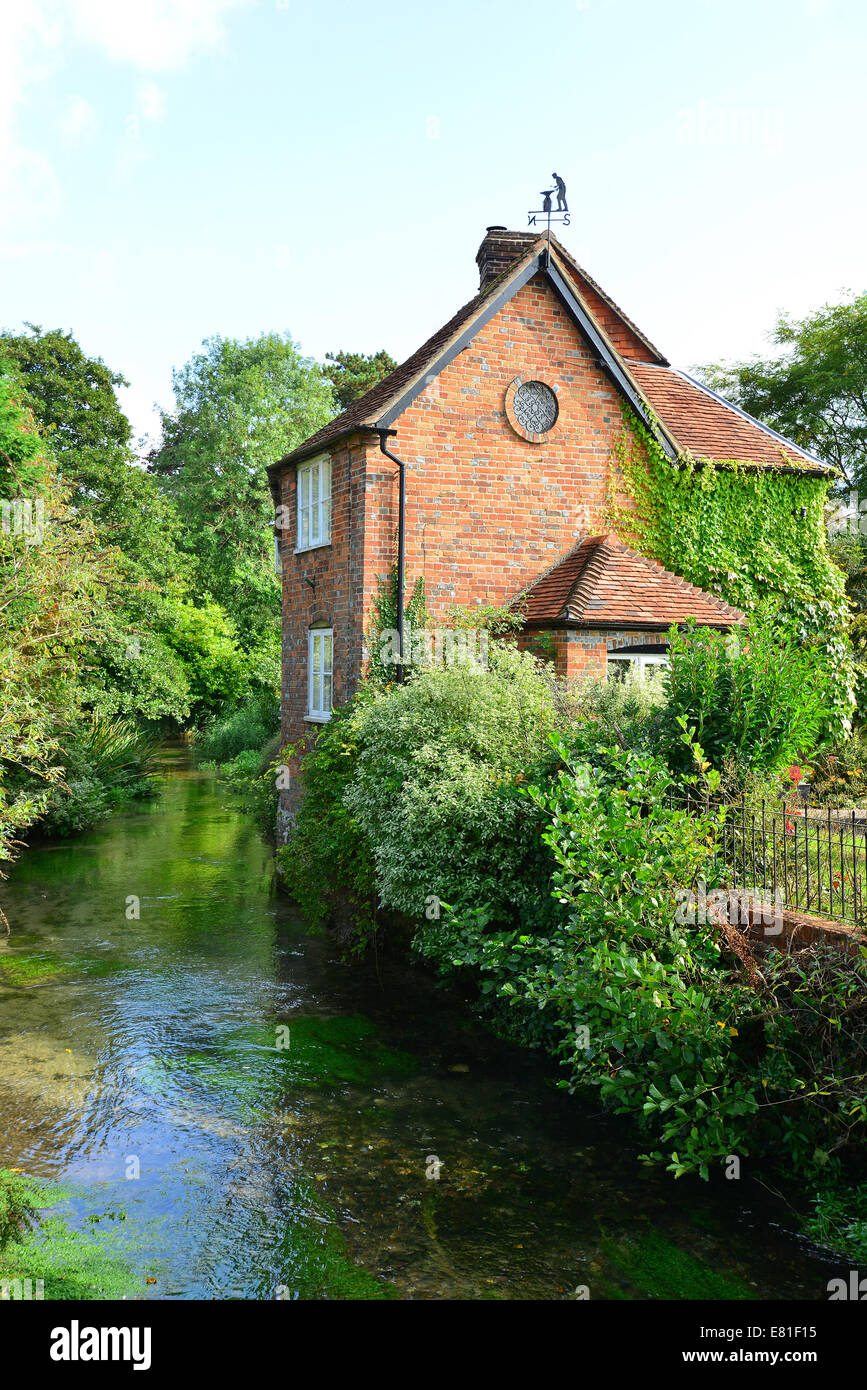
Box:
(297, 455), (331, 550)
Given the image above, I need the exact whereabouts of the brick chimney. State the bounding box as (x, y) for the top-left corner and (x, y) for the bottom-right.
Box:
(475, 227), (539, 292)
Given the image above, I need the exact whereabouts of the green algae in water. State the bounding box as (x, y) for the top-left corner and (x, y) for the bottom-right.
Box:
(0, 1171), (144, 1301)
(277, 1014), (417, 1087)
(599, 1227), (756, 1301)
(272, 1186), (396, 1301)
(143, 1013), (417, 1113)
(0, 954), (72, 989)
(0, 952), (124, 990)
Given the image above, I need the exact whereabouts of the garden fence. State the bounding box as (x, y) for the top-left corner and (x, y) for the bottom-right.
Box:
(670, 791), (867, 929)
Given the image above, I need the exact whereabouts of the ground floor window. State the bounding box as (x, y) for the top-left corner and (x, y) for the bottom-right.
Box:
(308, 628), (333, 719)
(607, 646), (668, 683)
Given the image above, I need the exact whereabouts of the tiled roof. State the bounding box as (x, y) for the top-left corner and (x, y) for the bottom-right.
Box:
(517, 534), (745, 629)
(629, 364), (830, 474)
(268, 230), (668, 474)
(268, 231), (831, 479)
(267, 288), (492, 473)
(552, 243), (668, 365)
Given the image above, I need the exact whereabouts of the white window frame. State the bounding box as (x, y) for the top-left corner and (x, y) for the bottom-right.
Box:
(307, 628), (333, 722)
(607, 652), (668, 682)
(296, 454), (331, 552)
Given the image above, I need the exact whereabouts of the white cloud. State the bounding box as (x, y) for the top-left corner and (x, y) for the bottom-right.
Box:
(0, 0), (250, 225)
(137, 81), (167, 122)
(68, 0), (251, 72)
(60, 94), (98, 142)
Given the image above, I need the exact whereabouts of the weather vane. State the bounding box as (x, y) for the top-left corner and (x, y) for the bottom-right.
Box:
(528, 172), (569, 262)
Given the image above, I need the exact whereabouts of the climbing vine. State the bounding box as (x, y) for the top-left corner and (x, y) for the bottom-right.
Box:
(366, 561), (429, 685)
(605, 410), (855, 730)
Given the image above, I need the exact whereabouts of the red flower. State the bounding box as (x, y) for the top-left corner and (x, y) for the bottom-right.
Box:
(788, 765), (803, 784)
(785, 819), (795, 835)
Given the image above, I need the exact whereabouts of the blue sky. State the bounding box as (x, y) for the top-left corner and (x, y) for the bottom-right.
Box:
(2, 0), (865, 450)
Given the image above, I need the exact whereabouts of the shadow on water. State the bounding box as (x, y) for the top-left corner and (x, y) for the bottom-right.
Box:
(0, 744), (845, 1299)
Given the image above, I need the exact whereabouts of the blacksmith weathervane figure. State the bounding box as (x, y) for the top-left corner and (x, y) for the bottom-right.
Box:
(528, 172), (570, 263)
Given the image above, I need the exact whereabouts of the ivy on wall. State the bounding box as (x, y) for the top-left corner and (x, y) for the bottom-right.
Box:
(606, 412), (856, 727)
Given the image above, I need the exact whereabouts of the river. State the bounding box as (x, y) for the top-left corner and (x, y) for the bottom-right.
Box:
(0, 746), (840, 1300)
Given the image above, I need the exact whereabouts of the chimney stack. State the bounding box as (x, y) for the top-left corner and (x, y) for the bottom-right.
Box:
(475, 226), (539, 292)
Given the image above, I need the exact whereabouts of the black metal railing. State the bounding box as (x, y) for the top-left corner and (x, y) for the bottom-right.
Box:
(669, 791), (867, 929)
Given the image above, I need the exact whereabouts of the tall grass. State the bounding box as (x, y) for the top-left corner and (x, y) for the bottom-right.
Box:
(194, 691), (280, 764)
(69, 716), (161, 784)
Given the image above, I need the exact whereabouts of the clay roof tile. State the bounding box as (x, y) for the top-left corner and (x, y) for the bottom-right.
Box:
(516, 534), (745, 629)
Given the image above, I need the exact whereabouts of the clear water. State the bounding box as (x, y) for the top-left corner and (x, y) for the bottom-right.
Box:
(0, 747), (841, 1299)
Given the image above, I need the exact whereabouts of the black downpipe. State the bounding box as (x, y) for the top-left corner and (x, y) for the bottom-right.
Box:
(377, 429), (406, 683)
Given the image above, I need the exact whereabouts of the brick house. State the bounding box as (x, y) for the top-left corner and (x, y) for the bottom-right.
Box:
(267, 227), (829, 790)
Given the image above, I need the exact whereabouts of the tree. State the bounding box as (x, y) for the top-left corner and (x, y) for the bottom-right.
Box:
(697, 293), (867, 489)
(0, 372), (107, 871)
(323, 349), (397, 411)
(0, 324), (131, 478)
(0, 324), (260, 726)
(149, 333), (333, 655)
(0, 324), (185, 586)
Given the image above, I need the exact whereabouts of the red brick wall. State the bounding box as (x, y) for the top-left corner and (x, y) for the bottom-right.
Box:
(559, 628), (670, 681)
(277, 436), (369, 796)
(361, 270), (635, 615)
(278, 270), (646, 810)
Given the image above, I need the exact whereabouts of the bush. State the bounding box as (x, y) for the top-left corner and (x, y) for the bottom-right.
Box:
(280, 623), (867, 1251)
(38, 776), (114, 836)
(569, 665), (666, 749)
(418, 728), (867, 1194)
(12, 716), (160, 839)
(343, 642), (564, 923)
(64, 716), (161, 786)
(415, 731), (761, 1176)
(277, 697), (378, 934)
(194, 690), (279, 764)
(658, 606), (835, 775)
